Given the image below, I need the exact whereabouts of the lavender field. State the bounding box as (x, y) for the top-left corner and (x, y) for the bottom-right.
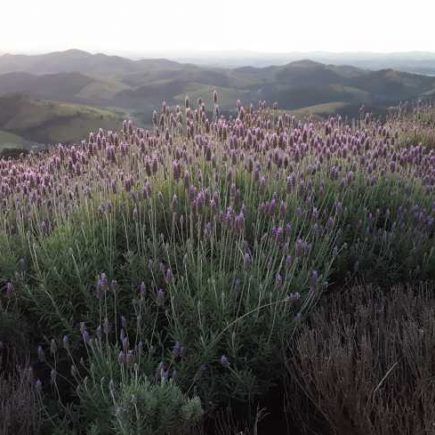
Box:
(0, 94), (434, 434)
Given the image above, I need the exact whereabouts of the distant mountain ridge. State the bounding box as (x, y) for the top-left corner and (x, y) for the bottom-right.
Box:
(0, 49), (184, 77)
(164, 50), (435, 74)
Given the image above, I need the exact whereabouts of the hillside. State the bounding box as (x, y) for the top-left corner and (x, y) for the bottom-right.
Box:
(1, 51), (435, 144)
(0, 71), (130, 104)
(0, 129), (31, 149)
(0, 51), (434, 113)
(0, 94), (124, 145)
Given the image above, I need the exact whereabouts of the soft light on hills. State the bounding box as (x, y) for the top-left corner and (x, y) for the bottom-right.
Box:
(1, 50), (435, 147)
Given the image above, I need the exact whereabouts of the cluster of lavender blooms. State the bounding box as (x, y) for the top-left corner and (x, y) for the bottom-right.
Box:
(0, 100), (434, 223)
(1, 94), (434, 418)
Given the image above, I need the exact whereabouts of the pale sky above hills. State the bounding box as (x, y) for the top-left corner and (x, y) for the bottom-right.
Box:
(1, 0), (435, 55)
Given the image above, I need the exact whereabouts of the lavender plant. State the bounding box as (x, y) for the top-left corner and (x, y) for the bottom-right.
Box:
(0, 93), (434, 432)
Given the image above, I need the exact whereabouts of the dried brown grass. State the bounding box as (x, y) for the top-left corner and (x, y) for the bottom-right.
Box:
(285, 283), (435, 435)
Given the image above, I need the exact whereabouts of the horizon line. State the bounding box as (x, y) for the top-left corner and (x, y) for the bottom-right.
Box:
(2, 47), (435, 58)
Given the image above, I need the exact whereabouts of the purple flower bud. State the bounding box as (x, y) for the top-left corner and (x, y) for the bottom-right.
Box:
(295, 239), (309, 257)
(243, 253), (252, 269)
(118, 351), (126, 365)
(80, 322), (86, 334)
(172, 341), (185, 358)
(121, 316), (127, 330)
(137, 341), (144, 356)
(156, 361), (170, 383)
(286, 292), (301, 304)
(165, 268), (174, 284)
(234, 211), (245, 233)
(5, 282), (14, 296)
(103, 318), (111, 335)
(139, 282), (146, 297)
(96, 273), (108, 299)
(122, 336), (129, 352)
(126, 350), (135, 367)
(50, 369), (57, 384)
(156, 288), (165, 306)
(310, 270), (319, 290)
(50, 339), (57, 355)
(37, 346), (45, 362)
(220, 354), (230, 368)
(82, 329), (90, 345)
(173, 160), (181, 181)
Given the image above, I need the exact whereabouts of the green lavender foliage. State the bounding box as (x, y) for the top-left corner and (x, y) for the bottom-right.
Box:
(0, 98), (434, 433)
(78, 374), (202, 435)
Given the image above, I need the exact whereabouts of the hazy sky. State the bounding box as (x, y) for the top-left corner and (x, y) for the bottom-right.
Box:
(1, 0), (435, 54)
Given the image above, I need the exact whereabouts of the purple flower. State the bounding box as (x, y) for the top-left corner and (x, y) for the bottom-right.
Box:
(139, 282), (146, 297)
(156, 288), (166, 306)
(172, 341), (185, 358)
(121, 316), (127, 330)
(310, 270), (319, 290)
(243, 252), (252, 269)
(156, 361), (170, 382)
(82, 330), (90, 345)
(118, 351), (126, 365)
(103, 318), (111, 335)
(50, 369), (57, 384)
(122, 336), (129, 352)
(5, 282), (14, 296)
(220, 354), (230, 368)
(234, 211), (245, 233)
(37, 346), (45, 362)
(96, 273), (108, 299)
(165, 268), (174, 284)
(50, 339), (57, 355)
(286, 292), (301, 305)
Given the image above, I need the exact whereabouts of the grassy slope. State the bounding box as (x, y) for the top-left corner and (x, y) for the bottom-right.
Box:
(289, 102), (352, 118)
(0, 129), (29, 150)
(0, 95), (124, 144)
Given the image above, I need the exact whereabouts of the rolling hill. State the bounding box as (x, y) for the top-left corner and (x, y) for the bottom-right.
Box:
(1, 50), (435, 146)
(1, 51), (434, 113)
(0, 129), (31, 150)
(0, 94), (125, 146)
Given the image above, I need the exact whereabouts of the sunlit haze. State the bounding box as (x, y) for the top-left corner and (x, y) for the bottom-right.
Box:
(1, 0), (435, 55)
